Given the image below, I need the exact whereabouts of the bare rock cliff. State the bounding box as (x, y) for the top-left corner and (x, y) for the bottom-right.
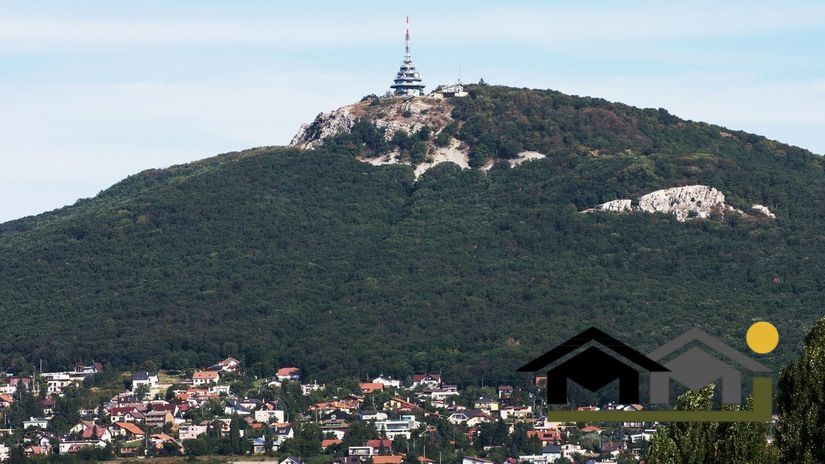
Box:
(584, 185), (775, 222)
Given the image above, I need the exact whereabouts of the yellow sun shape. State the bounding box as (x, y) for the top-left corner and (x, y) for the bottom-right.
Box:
(746, 321), (779, 354)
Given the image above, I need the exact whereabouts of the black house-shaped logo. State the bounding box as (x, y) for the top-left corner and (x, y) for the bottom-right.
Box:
(518, 327), (669, 404)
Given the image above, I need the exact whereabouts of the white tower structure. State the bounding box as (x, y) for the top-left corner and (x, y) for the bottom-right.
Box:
(390, 17), (425, 96)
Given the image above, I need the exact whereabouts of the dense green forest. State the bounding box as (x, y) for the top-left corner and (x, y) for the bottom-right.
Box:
(0, 85), (823, 384)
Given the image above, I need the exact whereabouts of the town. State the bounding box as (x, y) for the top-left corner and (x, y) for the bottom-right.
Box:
(0, 358), (649, 463)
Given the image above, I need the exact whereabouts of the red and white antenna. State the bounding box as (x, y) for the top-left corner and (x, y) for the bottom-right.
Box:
(405, 16), (411, 58)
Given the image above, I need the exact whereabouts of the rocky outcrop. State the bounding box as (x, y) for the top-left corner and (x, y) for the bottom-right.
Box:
(290, 96), (469, 177)
(290, 106), (356, 150)
(582, 185), (771, 222)
(507, 151), (547, 168)
(290, 96), (455, 150)
(750, 204), (776, 219)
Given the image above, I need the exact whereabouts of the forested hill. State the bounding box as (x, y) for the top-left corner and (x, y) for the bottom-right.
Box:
(1, 85), (824, 384)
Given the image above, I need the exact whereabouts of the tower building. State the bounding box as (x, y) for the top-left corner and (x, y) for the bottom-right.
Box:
(390, 17), (425, 96)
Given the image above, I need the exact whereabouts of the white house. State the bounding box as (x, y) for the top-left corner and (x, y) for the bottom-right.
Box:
(254, 409), (286, 424)
(192, 370), (220, 386)
(58, 440), (106, 455)
(372, 375), (403, 389)
(23, 417), (49, 430)
(462, 457), (494, 464)
(375, 415), (417, 439)
(411, 373), (441, 388)
(131, 372), (159, 392)
(179, 424), (208, 440)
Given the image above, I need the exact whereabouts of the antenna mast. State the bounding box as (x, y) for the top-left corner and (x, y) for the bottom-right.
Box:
(405, 16), (411, 59)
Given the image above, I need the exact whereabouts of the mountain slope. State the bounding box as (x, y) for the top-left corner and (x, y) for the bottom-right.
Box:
(1, 85), (824, 383)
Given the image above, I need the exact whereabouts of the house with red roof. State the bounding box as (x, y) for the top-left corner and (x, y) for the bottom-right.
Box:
(192, 370), (220, 386)
(276, 367), (301, 381)
(111, 422), (145, 439)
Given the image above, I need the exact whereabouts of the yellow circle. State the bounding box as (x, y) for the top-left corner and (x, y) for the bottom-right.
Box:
(746, 322), (779, 354)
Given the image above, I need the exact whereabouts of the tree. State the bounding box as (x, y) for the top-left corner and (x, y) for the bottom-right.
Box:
(229, 414), (242, 454)
(646, 385), (775, 464)
(615, 453), (636, 464)
(776, 317), (825, 463)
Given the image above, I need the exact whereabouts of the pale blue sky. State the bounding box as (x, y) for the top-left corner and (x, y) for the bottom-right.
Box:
(1, 1), (823, 221)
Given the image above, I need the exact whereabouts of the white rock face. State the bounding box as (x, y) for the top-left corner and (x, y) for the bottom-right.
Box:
(290, 97), (471, 177)
(582, 185), (761, 222)
(637, 185), (730, 221)
(750, 204), (776, 218)
(591, 199), (633, 213)
(507, 151), (547, 168)
(290, 106), (356, 150)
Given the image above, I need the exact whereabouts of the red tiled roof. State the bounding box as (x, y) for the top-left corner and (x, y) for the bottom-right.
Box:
(277, 367), (300, 376)
(114, 422), (145, 436)
(321, 439), (342, 448)
(366, 439), (393, 449)
(373, 456), (403, 464)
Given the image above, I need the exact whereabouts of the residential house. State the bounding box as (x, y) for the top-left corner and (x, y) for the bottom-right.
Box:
(210, 384), (231, 395)
(40, 399), (57, 417)
(58, 440), (106, 455)
(74, 362), (104, 376)
(178, 424), (208, 440)
(348, 446), (375, 460)
(281, 457), (304, 464)
(375, 415), (417, 439)
(43, 373), (74, 395)
(418, 385), (459, 405)
(383, 397), (417, 412)
(411, 373), (441, 389)
(473, 397), (500, 412)
(254, 409), (286, 424)
(497, 386), (514, 400)
(149, 434), (183, 454)
(359, 410), (388, 421)
(144, 410), (174, 429)
(372, 375), (403, 389)
(8, 377), (33, 392)
(366, 439), (394, 454)
(251, 437), (269, 455)
(131, 371), (159, 393)
(271, 423), (294, 449)
(462, 457), (495, 464)
(23, 417), (49, 430)
(561, 443), (584, 460)
(448, 409), (493, 427)
(276, 367), (301, 381)
(208, 357), (241, 373)
(111, 422), (145, 439)
(527, 429), (561, 447)
(359, 382), (384, 394)
(373, 456), (404, 464)
(517, 455), (551, 464)
(322, 438), (342, 450)
(192, 370), (220, 386)
(225, 400), (254, 416)
(238, 398), (263, 410)
(500, 405), (533, 420)
(0, 394), (14, 408)
(151, 403), (180, 418)
(301, 381), (325, 395)
(541, 444), (563, 462)
(109, 406), (145, 423)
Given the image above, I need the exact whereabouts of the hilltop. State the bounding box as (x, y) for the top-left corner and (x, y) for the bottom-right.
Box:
(0, 85), (823, 382)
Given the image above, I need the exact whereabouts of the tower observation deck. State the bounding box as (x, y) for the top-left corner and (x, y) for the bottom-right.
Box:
(390, 17), (425, 96)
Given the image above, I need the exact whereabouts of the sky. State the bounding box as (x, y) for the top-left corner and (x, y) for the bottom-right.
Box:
(0, 1), (824, 222)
